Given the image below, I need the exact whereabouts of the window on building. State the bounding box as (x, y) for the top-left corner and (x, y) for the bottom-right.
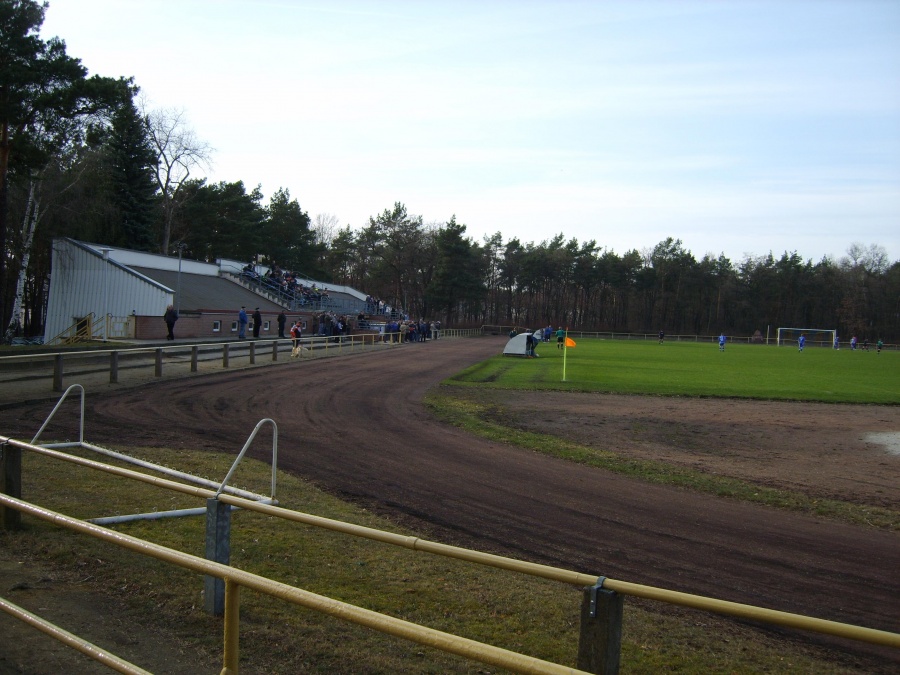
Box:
(213, 321), (221, 333)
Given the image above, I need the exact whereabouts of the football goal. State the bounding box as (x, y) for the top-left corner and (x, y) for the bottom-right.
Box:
(776, 327), (837, 348)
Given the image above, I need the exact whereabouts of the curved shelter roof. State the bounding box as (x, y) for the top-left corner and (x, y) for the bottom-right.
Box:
(130, 267), (285, 313)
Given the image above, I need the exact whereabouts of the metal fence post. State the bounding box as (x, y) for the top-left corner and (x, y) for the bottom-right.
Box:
(223, 344), (230, 368)
(250, 342), (256, 365)
(0, 442), (22, 531)
(155, 348), (163, 377)
(204, 498), (231, 616)
(53, 354), (63, 392)
(222, 579), (241, 674)
(110, 351), (118, 384)
(577, 579), (623, 674)
(191, 346), (198, 372)
(272, 341), (278, 361)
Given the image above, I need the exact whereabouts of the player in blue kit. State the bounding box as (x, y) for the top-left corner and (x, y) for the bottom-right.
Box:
(718, 333), (726, 351)
(798, 334), (806, 352)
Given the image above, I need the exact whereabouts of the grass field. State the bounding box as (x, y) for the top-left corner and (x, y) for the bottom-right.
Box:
(450, 338), (899, 404)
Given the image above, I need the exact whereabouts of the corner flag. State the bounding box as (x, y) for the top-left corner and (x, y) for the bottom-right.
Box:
(562, 328), (576, 381)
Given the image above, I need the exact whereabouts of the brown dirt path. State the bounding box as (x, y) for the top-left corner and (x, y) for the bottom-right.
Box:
(1, 336), (898, 671)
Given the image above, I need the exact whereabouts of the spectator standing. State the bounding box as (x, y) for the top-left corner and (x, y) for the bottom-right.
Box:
(290, 320), (302, 350)
(163, 304), (178, 341)
(525, 331), (536, 358)
(277, 311), (287, 338)
(252, 308), (262, 338)
(238, 306), (248, 339)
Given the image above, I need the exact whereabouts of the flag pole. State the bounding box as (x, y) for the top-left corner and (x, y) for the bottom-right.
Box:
(562, 327), (568, 382)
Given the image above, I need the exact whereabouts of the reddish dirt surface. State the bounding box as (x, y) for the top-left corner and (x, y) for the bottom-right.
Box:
(1, 335), (898, 672)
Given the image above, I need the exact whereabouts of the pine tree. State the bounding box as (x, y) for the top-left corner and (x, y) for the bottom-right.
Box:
(106, 93), (158, 251)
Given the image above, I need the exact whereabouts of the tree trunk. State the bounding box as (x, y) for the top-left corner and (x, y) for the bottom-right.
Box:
(3, 181), (40, 344)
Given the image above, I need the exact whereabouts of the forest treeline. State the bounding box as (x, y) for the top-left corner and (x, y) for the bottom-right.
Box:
(2, 0), (898, 341)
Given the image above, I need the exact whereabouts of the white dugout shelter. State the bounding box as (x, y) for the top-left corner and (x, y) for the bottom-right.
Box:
(502, 332), (536, 357)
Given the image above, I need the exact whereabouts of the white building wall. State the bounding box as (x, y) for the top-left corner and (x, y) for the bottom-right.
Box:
(43, 239), (173, 343)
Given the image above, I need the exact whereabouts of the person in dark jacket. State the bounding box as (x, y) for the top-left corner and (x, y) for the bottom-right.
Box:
(252, 308), (262, 338)
(163, 305), (178, 341)
(277, 310), (287, 338)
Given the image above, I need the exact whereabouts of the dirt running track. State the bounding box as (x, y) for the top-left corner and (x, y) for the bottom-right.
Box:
(1, 336), (898, 670)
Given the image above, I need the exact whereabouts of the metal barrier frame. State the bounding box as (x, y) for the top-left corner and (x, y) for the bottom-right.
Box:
(29, 385), (278, 525)
(3, 437), (898, 652)
(0, 492), (592, 675)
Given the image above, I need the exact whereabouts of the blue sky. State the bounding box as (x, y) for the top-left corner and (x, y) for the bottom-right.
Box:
(43, 0), (900, 264)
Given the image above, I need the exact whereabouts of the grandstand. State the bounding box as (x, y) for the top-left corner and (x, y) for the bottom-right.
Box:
(42, 239), (386, 343)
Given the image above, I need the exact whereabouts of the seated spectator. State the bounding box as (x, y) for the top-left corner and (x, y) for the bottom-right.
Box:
(241, 263), (259, 281)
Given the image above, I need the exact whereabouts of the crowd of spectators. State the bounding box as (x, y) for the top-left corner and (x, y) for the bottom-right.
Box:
(313, 311), (356, 337)
(378, 319), (441, 343)
(241, 263), (330, 306)
(239, 264), (427, 330)
(363, 295), (395, 317)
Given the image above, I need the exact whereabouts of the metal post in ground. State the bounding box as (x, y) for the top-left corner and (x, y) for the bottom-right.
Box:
(223, 344), (230, 368)
(222, 579), (240, 673)
(191, 346), (198, 372)
(250, 342), (255, 365)
(272, 341), (278, 361)
(110, 351), (118, 384)
(155, 348), (163, 377)
(577, 580), (623, 674)
(0, 442), (22, 531)
(204, 497), (231, 616)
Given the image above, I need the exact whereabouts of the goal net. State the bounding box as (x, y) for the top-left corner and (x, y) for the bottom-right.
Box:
(776, 327), (837, 348)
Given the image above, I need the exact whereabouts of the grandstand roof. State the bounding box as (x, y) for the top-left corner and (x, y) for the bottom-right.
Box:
(130, 267), (286, 313)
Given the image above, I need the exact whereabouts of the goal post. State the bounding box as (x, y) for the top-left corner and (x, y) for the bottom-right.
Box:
(776, 327), (836, 348)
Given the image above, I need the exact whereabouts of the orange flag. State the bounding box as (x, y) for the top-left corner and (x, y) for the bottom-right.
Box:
(565, 337), (577, 347)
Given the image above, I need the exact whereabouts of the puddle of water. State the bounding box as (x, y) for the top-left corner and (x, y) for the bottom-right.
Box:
(865, 432), (900, 456)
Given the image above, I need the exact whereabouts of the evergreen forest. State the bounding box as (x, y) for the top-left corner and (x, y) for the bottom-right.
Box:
(1, 1), (897, 342)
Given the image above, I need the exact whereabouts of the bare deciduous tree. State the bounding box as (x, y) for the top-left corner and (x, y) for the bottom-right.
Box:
(312, 212), (340, 248)
(143, 102), (213, 253)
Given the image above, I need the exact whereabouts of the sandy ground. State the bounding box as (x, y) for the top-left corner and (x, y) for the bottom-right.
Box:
(0, 336), (898, 673)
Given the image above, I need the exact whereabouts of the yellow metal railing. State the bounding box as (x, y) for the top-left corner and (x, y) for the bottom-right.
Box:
(5, 437), (900, 651)
(45, 313), (97, 345)
(0, 595), (152, 675)
(0, 493), (591, 675)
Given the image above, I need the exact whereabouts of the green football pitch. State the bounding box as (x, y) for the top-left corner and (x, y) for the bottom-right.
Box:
(452, 339), (899, 404)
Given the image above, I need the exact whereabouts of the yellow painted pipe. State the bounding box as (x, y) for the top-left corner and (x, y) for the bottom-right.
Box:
(5, 437), (900, 649)
(1, 494), (591, 675)
(0, 595), (153, 675)
(600, 578), (900, 648)
(221, 579), (240, 675)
